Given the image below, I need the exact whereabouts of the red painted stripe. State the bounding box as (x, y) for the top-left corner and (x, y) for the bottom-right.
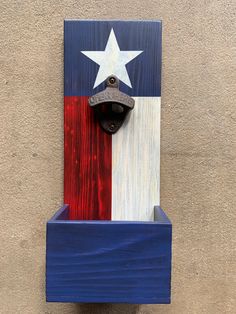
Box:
(64, 96), (112, 220)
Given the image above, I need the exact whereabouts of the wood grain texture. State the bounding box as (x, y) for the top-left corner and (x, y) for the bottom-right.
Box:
(46, 205), (172, 304)
(64, 20), (162, 97)
(64, 20), (162, 221)
(64, 96), (112, 220)
(112, 97), (161, 221)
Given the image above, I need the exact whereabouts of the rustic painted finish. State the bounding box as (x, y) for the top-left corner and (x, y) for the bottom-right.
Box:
(64, 96), (111, 220)
(46, 20), (171, 304)
(112, 97), (160, 220)
(46, 205), (172, 304)
(64, 20), (162, 221)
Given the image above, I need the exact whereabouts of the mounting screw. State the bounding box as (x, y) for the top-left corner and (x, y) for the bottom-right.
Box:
(109, 77), (116, 85)
(109, 123), (115, 131)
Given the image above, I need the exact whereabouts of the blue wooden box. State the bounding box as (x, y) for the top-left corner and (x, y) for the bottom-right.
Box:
(46, 205), (172, 304)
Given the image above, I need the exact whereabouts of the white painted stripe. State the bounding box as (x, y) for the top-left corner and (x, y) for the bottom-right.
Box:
(112, 97), (161, 221)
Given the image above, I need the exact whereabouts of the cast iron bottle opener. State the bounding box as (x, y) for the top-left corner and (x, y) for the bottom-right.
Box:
(88, 75), (135, 134)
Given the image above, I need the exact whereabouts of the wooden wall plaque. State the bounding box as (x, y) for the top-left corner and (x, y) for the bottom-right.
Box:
(46, 20), (172, 304)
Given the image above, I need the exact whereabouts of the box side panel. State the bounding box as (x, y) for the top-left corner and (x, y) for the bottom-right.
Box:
(154, 206), (172, 224)
(49, 205), (69, 221)
(46, 221), (171, 303)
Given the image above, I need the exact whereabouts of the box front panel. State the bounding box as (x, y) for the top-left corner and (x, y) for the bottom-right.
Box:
(46, 220), (171, 303)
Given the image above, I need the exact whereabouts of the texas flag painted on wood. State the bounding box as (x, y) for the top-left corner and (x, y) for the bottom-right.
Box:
(64, 20), (162, 221)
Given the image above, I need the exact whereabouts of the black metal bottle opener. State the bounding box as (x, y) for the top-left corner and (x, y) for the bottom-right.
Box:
(88, 75), (135, 134)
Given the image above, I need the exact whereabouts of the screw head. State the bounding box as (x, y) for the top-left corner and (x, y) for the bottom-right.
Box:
(109, 123), (115, 130)
(109, 77), (116, 85)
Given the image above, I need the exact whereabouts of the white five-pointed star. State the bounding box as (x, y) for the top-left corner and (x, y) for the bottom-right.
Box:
(81, 29), (143, 88)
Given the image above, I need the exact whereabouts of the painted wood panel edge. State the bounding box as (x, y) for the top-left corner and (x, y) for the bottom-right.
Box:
(46, 296), (170, 304)
(154, 206), (172, 224)
(48, 204), (69, 222)
(47, 205), (171, 225)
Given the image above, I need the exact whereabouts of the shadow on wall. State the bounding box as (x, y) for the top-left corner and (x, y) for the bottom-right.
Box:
(76, 303), (141, 314)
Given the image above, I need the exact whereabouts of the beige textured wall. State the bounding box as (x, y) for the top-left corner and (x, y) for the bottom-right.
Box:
(0, 1), (235, 313)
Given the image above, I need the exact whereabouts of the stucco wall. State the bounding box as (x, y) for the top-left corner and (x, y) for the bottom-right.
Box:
(1, 1), (236, 313)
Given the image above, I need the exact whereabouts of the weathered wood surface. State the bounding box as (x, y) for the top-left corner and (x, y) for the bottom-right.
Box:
(64, 96), (111, 220)
(64, 20), (162, 221)
(47, 20), (171, 305)
(112, 97), (160, 221)
(46, 205), (172, 304)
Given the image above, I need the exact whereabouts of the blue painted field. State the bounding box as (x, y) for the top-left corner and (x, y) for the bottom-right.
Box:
(46, 206), (172, 304)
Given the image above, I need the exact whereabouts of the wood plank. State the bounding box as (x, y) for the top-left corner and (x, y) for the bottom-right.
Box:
(46, 206), (171, 304)
(112, 97), (161, 221)
(64, 20), (162, 221)
(64, 96), (112, 220)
